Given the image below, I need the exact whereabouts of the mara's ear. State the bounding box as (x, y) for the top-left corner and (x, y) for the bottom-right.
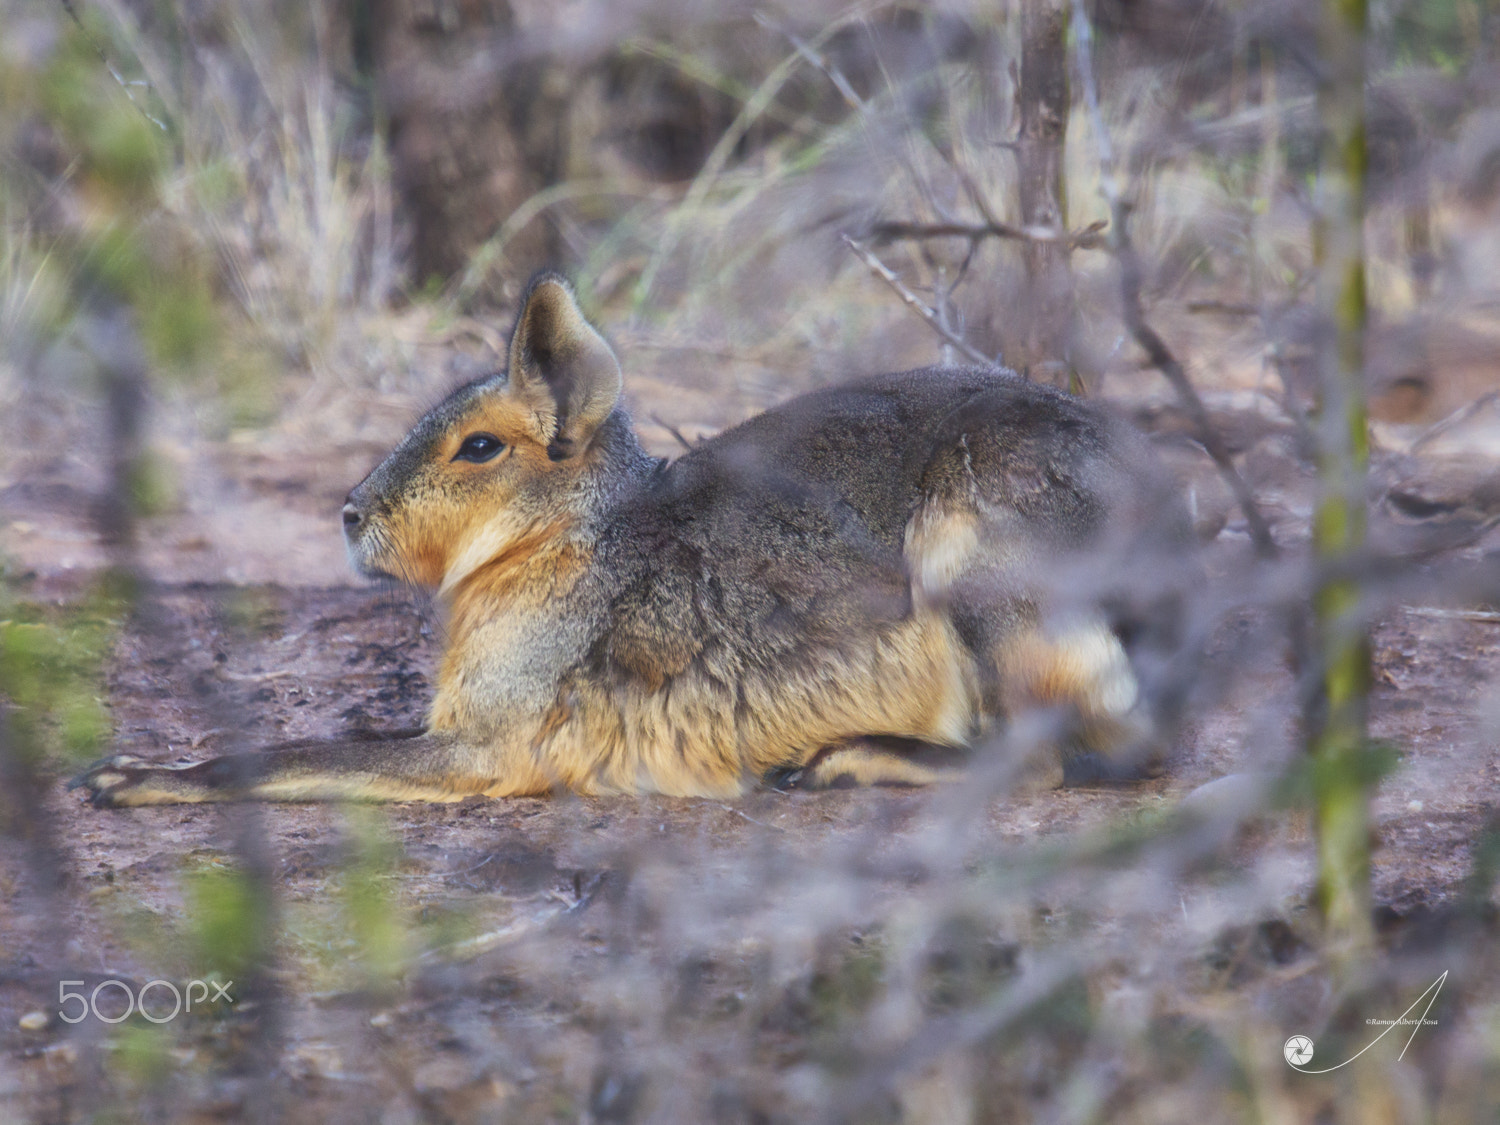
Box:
(506, 274), (623, 460)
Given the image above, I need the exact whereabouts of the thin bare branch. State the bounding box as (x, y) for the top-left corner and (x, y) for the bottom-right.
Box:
(650, 413), (698, 452)
(1410, 391), (1499, 453)
(1070, 0), (1278, 560)
(1117, 252), (1280, 558)
(755, 12), (865, 111)
(842, 235), (998, 369)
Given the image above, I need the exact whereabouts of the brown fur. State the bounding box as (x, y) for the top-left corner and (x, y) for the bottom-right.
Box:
(74, 273), (1195, 807)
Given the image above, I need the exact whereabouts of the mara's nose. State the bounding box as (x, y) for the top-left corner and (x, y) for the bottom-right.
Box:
(342, 499), (362, 530)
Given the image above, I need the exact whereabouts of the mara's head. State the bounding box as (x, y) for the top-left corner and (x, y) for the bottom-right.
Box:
(342, 274), (623, 592)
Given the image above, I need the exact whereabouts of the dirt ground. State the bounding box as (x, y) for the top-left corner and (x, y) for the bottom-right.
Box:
(3, 343), (1500, 1122)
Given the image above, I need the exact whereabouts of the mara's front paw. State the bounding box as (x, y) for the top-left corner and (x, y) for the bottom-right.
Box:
(68, 755), (209, 808)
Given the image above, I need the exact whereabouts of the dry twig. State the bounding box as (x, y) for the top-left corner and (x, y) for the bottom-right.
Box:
(841, 235), (998, 369)
(650, 413), (698, 451)
(1070, 0), (1278, 560)
(1410, 392), (1499, 453)
(1402, 606), (1500, 623)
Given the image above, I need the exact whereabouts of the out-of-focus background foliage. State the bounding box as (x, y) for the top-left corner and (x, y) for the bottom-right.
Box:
(4, 0), (1500, 1121)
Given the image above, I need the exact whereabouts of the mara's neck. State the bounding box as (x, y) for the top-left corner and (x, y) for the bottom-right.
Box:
(587, 406), (665, 507)
(440, 408), (658, 640)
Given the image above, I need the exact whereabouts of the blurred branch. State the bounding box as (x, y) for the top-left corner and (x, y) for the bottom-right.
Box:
(1309, 0), (1375, 965)
(754, 12), (864, 111)
(455, 180), (675, 308)
(81, 307), (147, 560)
(54, 0), (169, 132)
(634, 12), (868, 311)
(1069, 0), (1278, 561)
(861, 953), (1080, 1105)
(758, 9), (978, 232)
(0, 708), (68, 943)
(868, 218), (1107, 250)
(1409, 392), (1500, 453)
(1185, 300), (1260, 316)
(649, 413), (697, 451)
(1071, 0), (1117, 199)
(1118, 273), (1279, 559)
(625, 38), (820, 137)
(1146, 76), (1467, 167)
(1403, 607), (1500, 623)
(841, 235), (997, 368)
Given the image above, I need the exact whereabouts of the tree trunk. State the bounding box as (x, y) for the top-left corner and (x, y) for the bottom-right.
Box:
(361, 0), (556, 292)
(1015, 1), (1072, 386)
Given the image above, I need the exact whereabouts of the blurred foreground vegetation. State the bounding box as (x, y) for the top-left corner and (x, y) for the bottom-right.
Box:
(4, 0), (1500, 1121)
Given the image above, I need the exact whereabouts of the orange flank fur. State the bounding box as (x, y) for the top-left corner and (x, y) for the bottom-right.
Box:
(561, 609), (982, 797)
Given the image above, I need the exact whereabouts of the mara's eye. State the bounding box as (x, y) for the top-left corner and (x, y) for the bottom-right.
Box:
(453, 433), (504, 463)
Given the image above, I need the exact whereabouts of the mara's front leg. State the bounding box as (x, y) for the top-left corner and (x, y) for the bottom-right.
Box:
(69, 730), (551, 807)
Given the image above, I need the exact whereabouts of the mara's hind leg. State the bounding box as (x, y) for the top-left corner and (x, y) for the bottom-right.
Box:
(775, 737), (969, 790)
(997, 618), (1162, 785)
(902, 450), (1160, 786)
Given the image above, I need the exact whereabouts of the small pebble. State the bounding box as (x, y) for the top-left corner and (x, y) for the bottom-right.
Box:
(1407, 799), (1424, 813)
(19, 1011), (49, 1031)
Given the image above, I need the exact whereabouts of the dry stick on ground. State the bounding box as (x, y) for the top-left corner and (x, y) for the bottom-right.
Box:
(842, 235), (997, 368)
(1069, 0), (1278, 561)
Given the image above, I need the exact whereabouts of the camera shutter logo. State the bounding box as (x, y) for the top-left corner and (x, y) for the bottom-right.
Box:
(1284, 971), (1446, 1073)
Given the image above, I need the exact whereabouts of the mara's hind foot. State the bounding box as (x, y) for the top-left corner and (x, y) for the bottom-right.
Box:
(762, 728), (1164, 795)
(772, 737), (969, 790)
(997, 618), (1168, 789)
(69, 755), (220, 807)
